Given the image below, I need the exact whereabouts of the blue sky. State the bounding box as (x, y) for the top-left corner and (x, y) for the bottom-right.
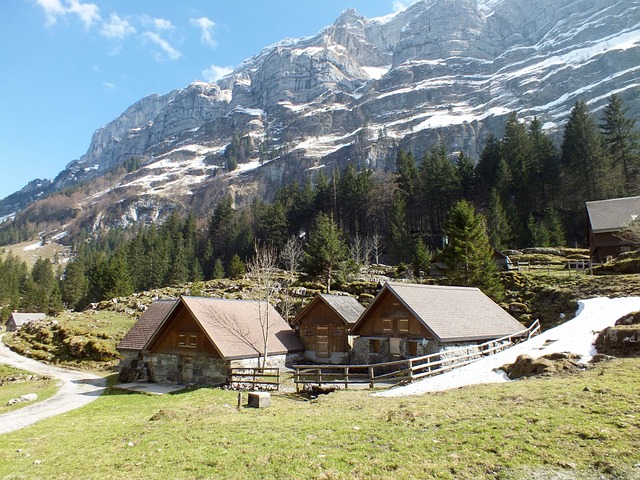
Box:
(0, 0), (412, 202)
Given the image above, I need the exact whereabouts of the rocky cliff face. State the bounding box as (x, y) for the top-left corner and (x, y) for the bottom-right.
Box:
(2, 0), (638, 232)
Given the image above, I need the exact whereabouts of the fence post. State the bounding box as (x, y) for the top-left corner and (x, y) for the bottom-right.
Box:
(369, 366), (375, 388)
(408, 358), (414, 382)
(345, 366), (349, 389)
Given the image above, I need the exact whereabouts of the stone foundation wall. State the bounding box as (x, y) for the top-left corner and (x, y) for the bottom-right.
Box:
(118, 351), (303, 386)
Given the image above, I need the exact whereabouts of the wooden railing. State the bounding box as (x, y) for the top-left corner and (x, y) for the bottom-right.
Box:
(294, 320), (541, 391)
(228, 367), (280, 391)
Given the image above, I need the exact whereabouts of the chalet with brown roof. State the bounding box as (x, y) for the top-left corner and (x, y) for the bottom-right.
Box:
(350, 283), (525, 364)
(117, 296), (303, 386)
(586, 196), (640, 262)
(5, 312), (46, 332)
(291, 294), (365, 364)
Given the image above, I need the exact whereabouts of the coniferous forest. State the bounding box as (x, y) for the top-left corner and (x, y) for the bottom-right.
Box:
(0, 96), (638, 317)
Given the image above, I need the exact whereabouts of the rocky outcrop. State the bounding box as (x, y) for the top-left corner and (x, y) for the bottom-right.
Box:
(499, 352), (586, 379)
(2, 0), (638, 227)
(595, 311), (640, 356)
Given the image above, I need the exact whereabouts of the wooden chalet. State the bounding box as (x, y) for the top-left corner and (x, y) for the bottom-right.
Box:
(117, 296), (303, 386)
(5, 312), (46, 332)
(350, 283), (524, 364)
(586, 196), (640, 262)
(291, 294), (365, 364)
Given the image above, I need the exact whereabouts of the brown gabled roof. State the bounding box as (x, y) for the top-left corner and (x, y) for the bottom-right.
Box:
(318, 294), (365, 324)
(117, 300), (177, 351)
(352, 283), (524, 343)
(145, 296), (303, 360)
(292, 294), (365, 326)
(586, 196), (640, 233)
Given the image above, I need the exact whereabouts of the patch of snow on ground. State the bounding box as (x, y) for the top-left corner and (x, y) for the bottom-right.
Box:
(23, 242), (42, 252)
(362, 65), (391, 80)
(377, 297), (640, 397)
(0, 213), (16, 224)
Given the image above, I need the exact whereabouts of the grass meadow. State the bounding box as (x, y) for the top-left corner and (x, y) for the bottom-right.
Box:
(0, 358), (638, 479)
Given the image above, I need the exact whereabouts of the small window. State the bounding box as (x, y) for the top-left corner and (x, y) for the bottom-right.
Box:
(303, 325), (314, 336)
(178, 332), (197, 348)
(398, 319), (409, 333)
(333, 327), (343, 337)
(370, 339), (381, 353)
(382, 318), (393, 334)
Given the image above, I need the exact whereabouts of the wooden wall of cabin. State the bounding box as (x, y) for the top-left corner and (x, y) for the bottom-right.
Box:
(354, 290), (433, 340)
(149, 305), (220, 357)
(297, 301), (350, 357)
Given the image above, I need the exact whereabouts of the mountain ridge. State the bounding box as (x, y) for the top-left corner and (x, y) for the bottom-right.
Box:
(1, 0), (638, 236)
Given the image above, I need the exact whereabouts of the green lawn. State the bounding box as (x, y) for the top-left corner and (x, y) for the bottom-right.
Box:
(0, 358), (639, 479)
(0, 365), (58, 415)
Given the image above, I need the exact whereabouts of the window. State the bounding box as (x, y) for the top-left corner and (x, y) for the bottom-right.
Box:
(333, 327), (343, 337)
(398, 319), (409, 334)
(382, 318), (393, 334)
(303, 325), (314, 336)
(178, 332), (197, 348)
(370, 339), (381, 353)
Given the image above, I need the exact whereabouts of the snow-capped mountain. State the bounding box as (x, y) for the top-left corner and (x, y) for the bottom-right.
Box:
(1, 0), (638, 232)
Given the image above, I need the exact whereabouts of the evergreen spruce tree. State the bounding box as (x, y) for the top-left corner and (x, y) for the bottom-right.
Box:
(486, 189), (512, 250)
(104, 251), (133, 299)
(388, 193), (411, 263)
(442, 200), (503, 299)
(600, 94), (640, 195)
(561, 100), (609, 204)
(412, 238), (431, 279)
(61, 258), (89, 311)
(303, 213), (350, 293)
(212, 258), (225, 279)
(227, 254), (245, 279)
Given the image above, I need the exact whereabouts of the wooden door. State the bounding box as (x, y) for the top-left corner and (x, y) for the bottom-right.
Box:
(316, 326), (329, 358)
(181, 355), (193, 384)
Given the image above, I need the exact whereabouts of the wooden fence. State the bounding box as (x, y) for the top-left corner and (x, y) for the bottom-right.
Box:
(228, 367), (280, 391)
(294, 320), (541, 391)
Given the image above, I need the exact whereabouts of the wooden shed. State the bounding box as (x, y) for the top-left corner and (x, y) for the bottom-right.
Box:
(5, 312), (46, 332)
(586, 196), (640, 262)
(117, 296), (303, 386)
(350, 283), (524, 364)
(291, 294), (365, 364)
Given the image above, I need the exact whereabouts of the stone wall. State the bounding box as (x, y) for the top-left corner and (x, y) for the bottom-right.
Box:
(118, 351), (304, 386)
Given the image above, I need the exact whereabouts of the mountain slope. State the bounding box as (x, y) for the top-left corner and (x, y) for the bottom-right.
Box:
(1, 0), (638, 235)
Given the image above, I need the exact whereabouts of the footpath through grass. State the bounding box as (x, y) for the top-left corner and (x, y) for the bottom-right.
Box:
(0, 358), (639, 479)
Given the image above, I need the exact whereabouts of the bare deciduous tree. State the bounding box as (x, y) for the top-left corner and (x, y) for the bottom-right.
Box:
(247, 242), (278, 367)
(280, 236), (304, 322)
(369, 232), (385, 265)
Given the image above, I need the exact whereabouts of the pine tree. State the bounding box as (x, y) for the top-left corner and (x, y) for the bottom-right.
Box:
(442, 200), (503, 299)
(303, 213), (350, 293)
(61, 258), (89, 310)
(600, 94), (640, 195)
(561, 100), (609, 204)
(486, 189), (512, 250)
(212, 258), (225, 279)
(227, 254), (245, 279)
(412, 238), (430, 279)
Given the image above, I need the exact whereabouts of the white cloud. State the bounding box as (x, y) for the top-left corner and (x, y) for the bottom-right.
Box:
(143, 31), (181, 61)
(103, 82), (117, 90)
(202, 64), (234, 82)
(140, 14), (174, 32)
(66, 0), (100, 29)
(100, 13), (135, 40)
(190, 16), (217, 49)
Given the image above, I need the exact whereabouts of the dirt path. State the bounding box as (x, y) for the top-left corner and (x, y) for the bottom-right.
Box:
(0, 335), (107, 434)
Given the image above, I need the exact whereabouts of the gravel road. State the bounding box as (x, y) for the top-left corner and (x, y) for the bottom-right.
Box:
(0, 335), (107, 434)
